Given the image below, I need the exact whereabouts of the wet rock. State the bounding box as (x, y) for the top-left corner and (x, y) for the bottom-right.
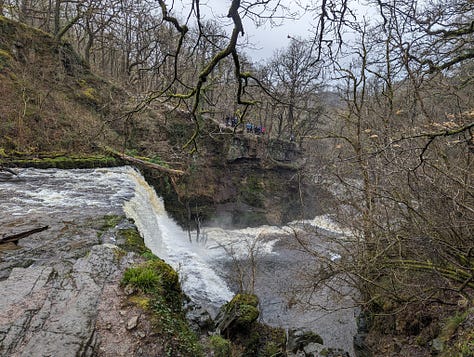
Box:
(0, 244), (131, 356)
(185, 303), (213, 333)
(287, 328), (323, 354)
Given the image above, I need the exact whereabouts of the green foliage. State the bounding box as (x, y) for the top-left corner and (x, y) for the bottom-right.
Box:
(122, 265), (162, 293)
(210, 335), (232, 357)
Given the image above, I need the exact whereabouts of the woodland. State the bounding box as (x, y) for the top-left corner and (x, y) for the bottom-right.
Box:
(0, 0), (473, 355)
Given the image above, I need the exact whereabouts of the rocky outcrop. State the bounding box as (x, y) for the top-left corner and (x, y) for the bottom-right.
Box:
(0, 243), (134, 356)
(226, 135), (302, 163)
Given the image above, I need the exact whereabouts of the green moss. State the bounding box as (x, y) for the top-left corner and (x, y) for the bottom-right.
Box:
(5, 154), (120, 169)
(0, 49), (13, 70)
(141, 251), (158, 260)
(99, 215), (122, 232)
(81, 87), (98, 101)
(146, 259), (181, 296)
(231, 293), (259, 307)
(226, 294), (260, 330)
(151, 296), (204, 357)
(129, 295), (151, 309)
(118, 228), (148, 254)
(209, 335), (232, 357)
(122, 265), (163, 293)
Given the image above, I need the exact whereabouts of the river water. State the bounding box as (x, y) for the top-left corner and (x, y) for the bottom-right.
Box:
(0, 166), (356, 355)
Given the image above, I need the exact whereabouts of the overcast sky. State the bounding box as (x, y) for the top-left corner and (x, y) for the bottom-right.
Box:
(174, 0), (375, 62)
(175, 0), (317, 61)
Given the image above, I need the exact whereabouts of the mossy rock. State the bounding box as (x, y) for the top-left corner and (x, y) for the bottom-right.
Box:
(230, 293), (259, 308)
(117, 228), (148, 255)
(287, 328), (324, 353)
(209, 335), (232, 357)
(248, 323), (286, 357)
(217, 293), (260, 334)
(144, 259), (179, 292)
(123, 261), (203, 357)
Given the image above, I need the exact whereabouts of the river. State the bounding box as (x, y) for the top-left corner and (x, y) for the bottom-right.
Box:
(0, 166), (356, 355)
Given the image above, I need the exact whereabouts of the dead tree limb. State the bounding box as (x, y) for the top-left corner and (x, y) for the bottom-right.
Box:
(1, 226), (49, 245)
(101, 146), (186, 176)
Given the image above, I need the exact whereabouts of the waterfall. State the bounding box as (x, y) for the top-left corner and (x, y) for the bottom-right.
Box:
(1, 166), (356, 354)
(123, 168), (234, 312)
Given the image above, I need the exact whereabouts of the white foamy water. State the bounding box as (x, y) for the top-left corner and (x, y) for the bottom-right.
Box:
(291, 214), (353, 236)
(202, 225), (284, 260)
(123, 169), (234, 310)
(0, 167), (136, 218)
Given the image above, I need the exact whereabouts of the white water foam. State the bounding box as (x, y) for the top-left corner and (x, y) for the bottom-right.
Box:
(291, 214), (353, 236)
(202, 225), (284, 260)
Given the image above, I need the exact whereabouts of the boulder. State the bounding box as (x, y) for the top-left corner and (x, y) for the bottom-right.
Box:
(287, 328), (323, 354)
(215, 293), (260, 335)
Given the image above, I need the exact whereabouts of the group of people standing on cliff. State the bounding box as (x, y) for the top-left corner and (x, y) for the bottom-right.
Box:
(245, 122), (266, 135)
(225, 115), (266, 135)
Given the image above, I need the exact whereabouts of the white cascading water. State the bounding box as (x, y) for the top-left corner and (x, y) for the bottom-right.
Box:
(123, 168), (234, 311)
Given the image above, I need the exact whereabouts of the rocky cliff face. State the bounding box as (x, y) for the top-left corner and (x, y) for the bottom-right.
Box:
(164, 130), (332, 229)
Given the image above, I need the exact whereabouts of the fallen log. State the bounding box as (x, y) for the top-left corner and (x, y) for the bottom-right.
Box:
(101, 146), (185, 176)
(0, 226), (49, 245)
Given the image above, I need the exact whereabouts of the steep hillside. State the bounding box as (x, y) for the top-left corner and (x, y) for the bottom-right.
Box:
(0, 16), (117, 152)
